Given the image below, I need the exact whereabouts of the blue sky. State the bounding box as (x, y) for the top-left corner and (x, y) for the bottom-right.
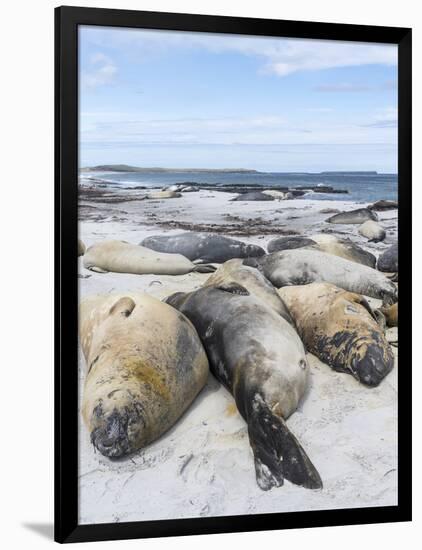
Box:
(79, 26), (398, 172)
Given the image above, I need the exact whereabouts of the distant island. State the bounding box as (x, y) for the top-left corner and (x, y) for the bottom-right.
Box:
(80, 164), (259, 174)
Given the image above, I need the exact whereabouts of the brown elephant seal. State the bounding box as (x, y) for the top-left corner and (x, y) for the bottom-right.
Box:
(267, 234), (376, 268)
(326, 208), (378, 224)
(203, 258), (293, 321)
(166, 285), (322, 491)
(358, 221), (386, 242)
(78, 238), (86, 256)
(278, 283), (394, 387)
(244, 249), (397, 304)
(141, 232), (265, 263)
(147, 190), (181, 199)
(83, 240), (216, 275)
(80, 292), (209, 458)
(380, 302), (398, 327)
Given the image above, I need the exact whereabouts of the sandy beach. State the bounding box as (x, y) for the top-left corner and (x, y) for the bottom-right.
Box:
(78, 187), (398, 525)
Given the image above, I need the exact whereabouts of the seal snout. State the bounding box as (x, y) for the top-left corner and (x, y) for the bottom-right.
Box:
(91, 410), (131, 458)
(352, 344), (394, 387)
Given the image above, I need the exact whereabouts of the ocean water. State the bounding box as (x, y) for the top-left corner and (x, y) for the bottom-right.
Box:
(80, 171), (398, 203)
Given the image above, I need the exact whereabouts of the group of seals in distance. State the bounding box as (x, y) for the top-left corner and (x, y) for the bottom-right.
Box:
(79, 217), (397, 491)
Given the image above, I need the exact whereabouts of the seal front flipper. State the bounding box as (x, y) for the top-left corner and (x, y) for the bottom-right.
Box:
(192, 263), (217, 273)
(87, 266), (109, 273)
(248, 395), (322, 491)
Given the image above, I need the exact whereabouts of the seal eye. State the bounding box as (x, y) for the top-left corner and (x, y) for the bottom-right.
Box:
(299, 359), (307, 370)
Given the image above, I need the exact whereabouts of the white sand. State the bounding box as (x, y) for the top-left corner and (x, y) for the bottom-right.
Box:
(78, 191), (398, 524)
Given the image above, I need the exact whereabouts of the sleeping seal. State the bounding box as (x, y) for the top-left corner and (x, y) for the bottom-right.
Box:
(83, 240), (215, 275)
(377, 243), (398, 273)
(203, 258), (293, 320)
(380, 302), (398, 327)
(262, 190), (289, 200)
(147, 190), (181, 199)
(358, 221), (386, 242)
(78, 238), (86, 256)
(80, 292), (209, 457)
(166, 285), (322, 491)
(267, 234), (376, 268)
(278, 283), (394, 387)
(326, 208), (378, 224)
(141, 232), (265, 264)
(244, 249), (397, 303)
(231, 191), (274, 201)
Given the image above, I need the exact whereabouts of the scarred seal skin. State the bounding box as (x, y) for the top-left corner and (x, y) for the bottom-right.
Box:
(278, 283), (394, 387)
(326, 208), (378, 224)
(244, 248), (397, 304)
(83, 240), (216, 275)
(79, 292), (209, 458)
(267, 234), (376, 268)
(166, 285), (322, 491)
(141, 232), (265, 264)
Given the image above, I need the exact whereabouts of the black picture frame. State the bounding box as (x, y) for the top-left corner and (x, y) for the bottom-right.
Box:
(55, 5), (412, 543)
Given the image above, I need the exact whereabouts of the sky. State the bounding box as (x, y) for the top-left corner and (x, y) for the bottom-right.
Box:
(79, 26), (398, 172)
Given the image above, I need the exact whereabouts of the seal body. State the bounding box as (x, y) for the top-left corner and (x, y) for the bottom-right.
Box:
(358, 221), (386, 242)
(141, 232), (265, 263)
(83, 240), (215, 275)
(78, 238), (86, 256)
(327, 208), (378, 224)
(203, 258), (293, 321)
(377, 243), (398, 273)
(80, 292), (209, 457)
(244, 249), (397, 303)
(278, 283), (394, 386)
(232, 191), (274, 201)
(147, 190), (181, 199)
(166, 285), (322, 491)
(369, 200), (398, 211)
(267, 234), (376, 268)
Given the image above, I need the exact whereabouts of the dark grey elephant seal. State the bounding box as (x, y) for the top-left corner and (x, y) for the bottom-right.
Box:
(231, 191), (274, 201)
(369, 200), (398, 211)
(326, 208), (378, 224)
(141, 232), (265, 263)
(267, 234), (376, 268)
(278, 283), (394, 387)
(377, 243), (398, 273)
(244, 249), (397, 303)
(166, 285), (322, 491)
(80, 292), (209, 458)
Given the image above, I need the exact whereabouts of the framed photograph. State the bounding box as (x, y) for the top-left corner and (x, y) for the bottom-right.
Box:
(55, 6), (411, 543)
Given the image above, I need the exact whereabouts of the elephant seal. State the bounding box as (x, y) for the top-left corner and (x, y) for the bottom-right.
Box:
(83, 240), (216, 275)
(380, 302), (398, 327)
(141, 232), (265, 264)
(232, 191), (274, 201)
(203, 258), (293, 320)
(358, 221), (386, 242)
(147, 190), (181, 199)
(80, 292), (209, 457)
(262, 190), (290, 200)
(267, 234), (376, 268)
(369, 200), (398, 211)
(377, 243), (398, 273)
(166, 285), (322, 490)
(326, 208), (378, 224)
(244, 249), (397, 303)
(278, 283), (394, 387)
(78, 238), (86, 256)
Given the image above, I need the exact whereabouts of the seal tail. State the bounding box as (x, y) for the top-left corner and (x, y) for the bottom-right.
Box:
(247, 396), (322, 491)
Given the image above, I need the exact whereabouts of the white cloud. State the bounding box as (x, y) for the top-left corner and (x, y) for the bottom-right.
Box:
(82, 26), (397, 77)
(361, 106), (398, 128)
(81, 52), (117, 89)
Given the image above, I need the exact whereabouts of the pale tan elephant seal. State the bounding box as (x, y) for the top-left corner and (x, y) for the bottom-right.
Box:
(278, 283), (394, 386)
(80, 292), (209, 457)
(83, 240), (215, 275)
(78, 238), (86, 256)
(380, 302), (398, 327)
(147, 190), (181, 199)
(358, 220), (386, 242)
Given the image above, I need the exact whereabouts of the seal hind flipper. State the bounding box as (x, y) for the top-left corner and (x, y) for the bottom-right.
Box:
(248, 396), (322, 491)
